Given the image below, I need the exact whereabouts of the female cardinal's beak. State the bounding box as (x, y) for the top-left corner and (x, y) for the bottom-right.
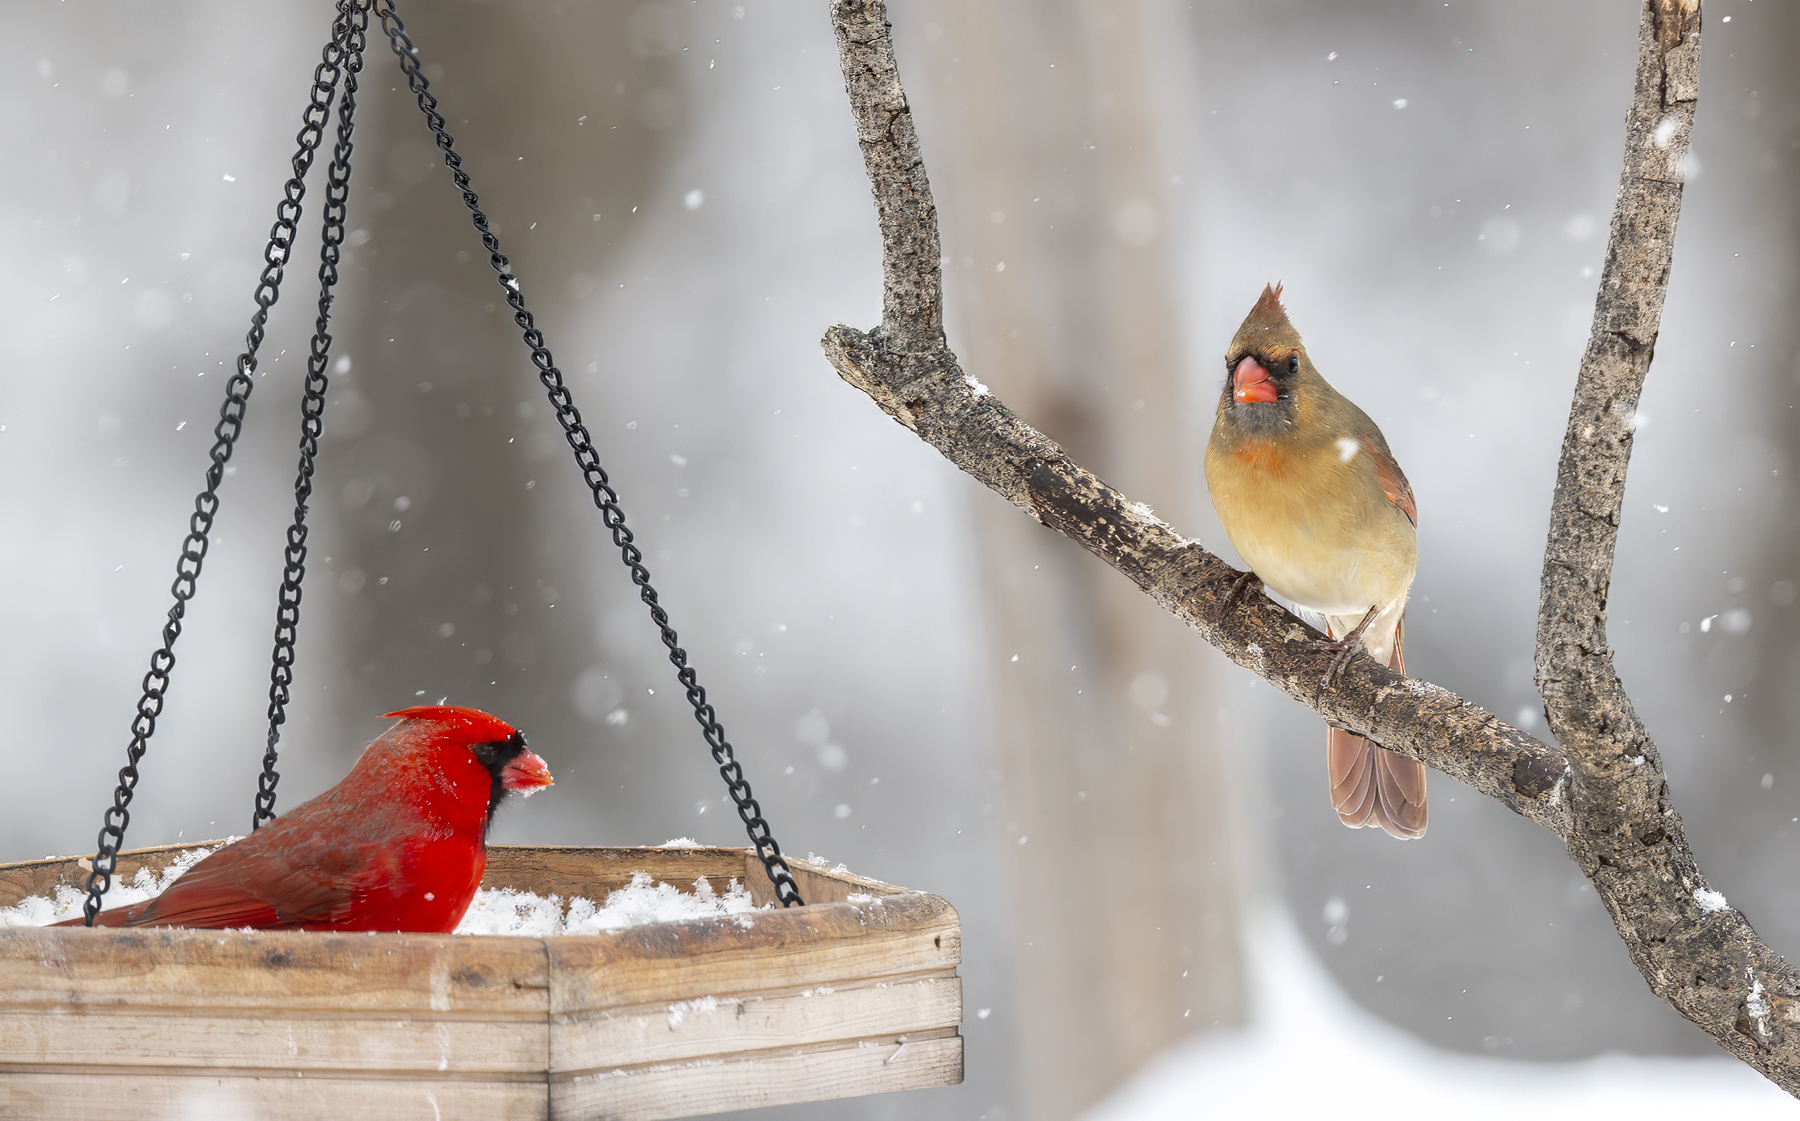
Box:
(500, 749), (555, 794)
(1232, 356), (1278, 403)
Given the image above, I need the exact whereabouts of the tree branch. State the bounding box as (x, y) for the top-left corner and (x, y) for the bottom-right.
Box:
(824, 0), (1569, 831)
(824, 0), (1798, 1094)
(1532, 0), (1800, 1089)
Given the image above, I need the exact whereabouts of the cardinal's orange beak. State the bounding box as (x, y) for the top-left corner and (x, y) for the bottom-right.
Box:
(1233, 356), (1277, 403)
(500, 749), (555, 794)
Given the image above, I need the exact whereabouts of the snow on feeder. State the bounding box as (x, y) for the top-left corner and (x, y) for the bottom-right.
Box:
(5, 1), (963, 1116)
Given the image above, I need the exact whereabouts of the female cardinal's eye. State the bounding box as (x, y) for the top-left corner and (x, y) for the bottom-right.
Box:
(1287, 354), (1300, 374)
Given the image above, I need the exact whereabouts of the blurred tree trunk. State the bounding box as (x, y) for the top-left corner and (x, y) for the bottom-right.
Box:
(310, 1), (677, 776)
(907, 2), (1244, 1116)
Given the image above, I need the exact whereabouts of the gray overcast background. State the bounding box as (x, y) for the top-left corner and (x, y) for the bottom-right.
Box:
(1, 1), (1797, 1118)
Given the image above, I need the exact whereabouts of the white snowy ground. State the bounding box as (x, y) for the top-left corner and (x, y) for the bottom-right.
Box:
(1084, 905), (1794, 1120)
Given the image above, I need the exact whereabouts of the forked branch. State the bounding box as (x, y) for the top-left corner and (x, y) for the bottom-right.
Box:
(1531, 0), (1800, 1088)
(823, 0), (1800, 1094)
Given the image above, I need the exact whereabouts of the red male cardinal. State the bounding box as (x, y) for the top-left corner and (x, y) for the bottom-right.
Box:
(62, 705), (553, 931)
(1204, 285), (1425, 839)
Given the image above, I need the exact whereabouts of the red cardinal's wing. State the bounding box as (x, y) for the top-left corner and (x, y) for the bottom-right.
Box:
(68, 830), (362, 930)
(131, 850), (356, 929)
(1360, 435), (1417, 528)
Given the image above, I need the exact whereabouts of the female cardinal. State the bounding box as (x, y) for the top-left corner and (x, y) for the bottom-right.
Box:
(1204, 285), (1425, 840)
(63, 705), (553, 931)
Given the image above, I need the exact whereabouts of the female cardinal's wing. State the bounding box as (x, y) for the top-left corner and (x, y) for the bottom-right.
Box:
(1359, 435), (1416, 528)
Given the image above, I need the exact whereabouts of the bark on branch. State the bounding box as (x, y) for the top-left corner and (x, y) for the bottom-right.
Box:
(824, 0), (1798, 1093)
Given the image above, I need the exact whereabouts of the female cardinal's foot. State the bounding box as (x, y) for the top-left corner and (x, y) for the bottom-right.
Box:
(1219, 569), (1262, 619)
(1321, 605), (1380, 686)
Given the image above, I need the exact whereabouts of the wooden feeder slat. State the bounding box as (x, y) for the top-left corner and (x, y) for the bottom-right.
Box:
(552, 973), (962, 1071)
(0, 1005), (548, 1075)
(0, 844), (963, 1119)
(0, 926), (549, 1015)
(1, 1073), (547, 1120)
(547, 893), (959, 1008)
(553, 1031), (966, 1121)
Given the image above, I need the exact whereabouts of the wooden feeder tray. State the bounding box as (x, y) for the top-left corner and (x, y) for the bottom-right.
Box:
(0, 844), (962, 1119)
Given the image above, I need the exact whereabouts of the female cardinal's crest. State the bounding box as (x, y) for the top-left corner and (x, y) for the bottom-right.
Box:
(1244, 283), (1289, 334)
(1230, 282), (1302, 357)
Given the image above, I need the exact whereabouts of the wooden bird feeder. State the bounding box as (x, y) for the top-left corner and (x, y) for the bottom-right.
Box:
(0, 844), (962, 1118)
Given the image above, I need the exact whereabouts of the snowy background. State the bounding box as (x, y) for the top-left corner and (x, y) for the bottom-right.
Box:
(2, 0), (1797, 1117)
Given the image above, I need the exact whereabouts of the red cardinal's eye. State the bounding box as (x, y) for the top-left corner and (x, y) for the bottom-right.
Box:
(1287, 354), (1300, 373)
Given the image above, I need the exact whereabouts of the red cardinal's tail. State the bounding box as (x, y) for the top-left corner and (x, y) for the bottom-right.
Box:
(51, 906), (136, 928)
(1325, 617), (1426, 840)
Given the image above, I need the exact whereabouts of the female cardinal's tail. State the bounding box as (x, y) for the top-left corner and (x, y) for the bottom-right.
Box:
(1328, 728), (1427, 839)
(1324, 615), (1426, 840)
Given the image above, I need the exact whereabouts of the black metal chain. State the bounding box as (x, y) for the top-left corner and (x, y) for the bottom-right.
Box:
(373, 0), (804, 908)
(81, 7), (359, 926)
(255, 2), (371, 830)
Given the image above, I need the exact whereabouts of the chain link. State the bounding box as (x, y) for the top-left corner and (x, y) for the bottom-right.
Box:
(374, 0), (804, 908)
(255, 2), (371, 830)
(81, 6), (359, 925)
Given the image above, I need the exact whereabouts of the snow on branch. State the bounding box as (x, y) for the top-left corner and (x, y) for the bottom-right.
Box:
(823, 0), (1800, 1098)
